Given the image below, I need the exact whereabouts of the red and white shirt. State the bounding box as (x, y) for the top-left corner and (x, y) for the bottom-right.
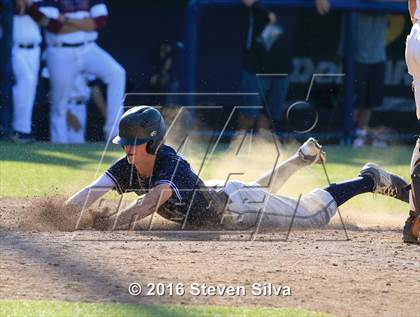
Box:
(38, 0), (108, 45)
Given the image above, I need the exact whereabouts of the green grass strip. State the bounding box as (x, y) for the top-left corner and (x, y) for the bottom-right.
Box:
(0, 300), (336, 317)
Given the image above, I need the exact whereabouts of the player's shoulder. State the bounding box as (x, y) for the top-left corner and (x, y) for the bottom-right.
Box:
(156, 145), (191, 170)
(157, 145), (186, 162)
(157, 144), (178, 157)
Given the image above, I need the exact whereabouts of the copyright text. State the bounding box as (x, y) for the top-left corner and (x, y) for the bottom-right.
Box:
(128, 282), (292, 297)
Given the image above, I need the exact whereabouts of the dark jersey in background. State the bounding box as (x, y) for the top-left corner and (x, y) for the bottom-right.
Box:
(242, 1), (296, 74)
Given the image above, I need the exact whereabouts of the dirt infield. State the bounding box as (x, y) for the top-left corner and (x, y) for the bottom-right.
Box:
(1, 198), (419, 317)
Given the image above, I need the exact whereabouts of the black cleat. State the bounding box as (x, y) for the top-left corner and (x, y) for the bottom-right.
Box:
(359, 163), (409, 203)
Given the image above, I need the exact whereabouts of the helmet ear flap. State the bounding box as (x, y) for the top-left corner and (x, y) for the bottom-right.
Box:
(146, 140), (157, 155)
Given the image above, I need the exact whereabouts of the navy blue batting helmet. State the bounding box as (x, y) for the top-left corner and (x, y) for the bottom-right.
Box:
(112, 106), (166, 154)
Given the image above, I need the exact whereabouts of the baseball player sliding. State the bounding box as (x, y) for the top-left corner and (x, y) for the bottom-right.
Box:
(404, 0), (420, 244)
(22, 0), (125, 143)
(66, 106), (410, 235)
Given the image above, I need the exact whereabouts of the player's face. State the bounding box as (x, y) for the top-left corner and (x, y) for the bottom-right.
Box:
(123, 144), (148, 164)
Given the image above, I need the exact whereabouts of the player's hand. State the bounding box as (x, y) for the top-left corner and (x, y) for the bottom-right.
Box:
(241, 0), (257, 7)
(66, 110), (81, 132)
(315, 0), (330, 15)
(16, 0), (26, 15)
(268, 12), (277, 24)
(96, 198), (119, 217)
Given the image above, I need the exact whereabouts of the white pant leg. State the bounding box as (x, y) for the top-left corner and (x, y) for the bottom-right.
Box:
(406, 23), (420, 79)
(406, 22), (420, 117)
(46, 46), (80, 143)
(66, 102), (86, 144)
(80, 43), (125, 141)
(222, 180), (337, 229)
(412, 76), (420, 120)
(409, 77), (420, 211)
(407, 23), (420, 210)
(12, 46), (40, 133)
(254, 154), (308, 194)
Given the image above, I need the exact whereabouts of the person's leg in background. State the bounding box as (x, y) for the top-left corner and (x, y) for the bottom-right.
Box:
(32, 65), (51, 141)
(46, 47), (79, 143)
(237, 70), (261, 132)
(367, 62), (386, 147)
(254, 76), (271, 133)
(82, 43), (125, 141)
(258, 75), (289, 133)
(11, 46), (40, 142)
(353, 63), (369, 147)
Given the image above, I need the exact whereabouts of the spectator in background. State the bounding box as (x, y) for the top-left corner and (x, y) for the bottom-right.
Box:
(10, 0), (42, 143)
(22, 0), (126, 143)
(238, 0), (294, 135)
(352, 14), (388, 147)
(315, 0), (388, 147)
(149, 41), (184, 106)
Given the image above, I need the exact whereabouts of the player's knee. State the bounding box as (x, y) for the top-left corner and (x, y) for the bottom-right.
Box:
(116, 67), (126, 93)
(114, 63), (126, 81)
(104, 63), (125, 87)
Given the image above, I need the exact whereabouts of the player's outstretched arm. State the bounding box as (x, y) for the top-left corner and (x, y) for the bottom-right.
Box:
(110, 183), (173, 230)
(65, 173), (115, 211)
